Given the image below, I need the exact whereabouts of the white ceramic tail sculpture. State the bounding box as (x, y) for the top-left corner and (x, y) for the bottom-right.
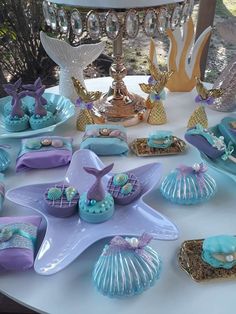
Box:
(40, 31), (105, 102)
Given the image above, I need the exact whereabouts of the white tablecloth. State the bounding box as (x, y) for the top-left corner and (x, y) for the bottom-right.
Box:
(0, 76), (235, 314)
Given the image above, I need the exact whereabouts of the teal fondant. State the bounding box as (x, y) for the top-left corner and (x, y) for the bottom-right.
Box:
(202, 235), (236, 269)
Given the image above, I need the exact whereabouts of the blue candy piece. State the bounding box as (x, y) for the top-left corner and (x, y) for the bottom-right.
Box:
(202, 235), (236, 269)
(148, 131), (173, 148)
(25, 139), (42, 150)
(121, 183), (133, 195)
(47, 187), (63, 201)
(113, 173), (129, 187)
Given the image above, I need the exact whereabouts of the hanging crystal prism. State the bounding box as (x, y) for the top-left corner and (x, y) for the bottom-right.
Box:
(171, 5), (181, 29)
(42, 1), (51, 26)
(87, 11), (101, 40)
(48, 4), (57, 31)
(144, 9), (157, 37)
(125, 10), (139, 39)
(105, 11), (120, 40)
(158, 8), (168, 34)
(58, 9), (68, 34)
(71, 10), (83, 37)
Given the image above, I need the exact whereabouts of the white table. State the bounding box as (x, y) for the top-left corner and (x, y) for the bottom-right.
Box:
(0, 76), (235, 314)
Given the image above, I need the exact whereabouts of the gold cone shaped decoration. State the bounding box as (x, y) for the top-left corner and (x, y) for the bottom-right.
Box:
(147, 100), (167, 125)
(76, 109), (94, 131)
(187, 106), (208, 129)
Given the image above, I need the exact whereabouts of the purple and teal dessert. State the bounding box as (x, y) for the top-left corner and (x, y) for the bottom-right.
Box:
(202, 235), (236, 269)
(79, 164), (114, 223)
(107, 172), (142, 205)
(3, 79), (30, 132)
(44, 184), (79, 218)
(23, 78), (56, 115)
(28, 86), (56, 130)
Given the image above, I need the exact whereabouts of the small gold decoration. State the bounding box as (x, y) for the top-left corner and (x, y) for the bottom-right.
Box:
(187, 106), (208, 129)
(196, 77), (224, 100)
(72, 77), (105, 131)
(130, 137), (186, 157)
(139, 59), (173, 125)
(166, 17), (212, 92)
(178, 239), (236, 282)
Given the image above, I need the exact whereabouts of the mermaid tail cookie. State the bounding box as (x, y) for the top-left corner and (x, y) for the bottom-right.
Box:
(84, 163), (114, 201)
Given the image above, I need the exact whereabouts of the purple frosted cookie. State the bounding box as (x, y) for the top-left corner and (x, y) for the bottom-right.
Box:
(107, 173), (142, 205)
(44, 184), (79, 218)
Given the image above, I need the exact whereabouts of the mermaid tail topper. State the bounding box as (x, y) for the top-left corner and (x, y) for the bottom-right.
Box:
(84, 163), (114, 201)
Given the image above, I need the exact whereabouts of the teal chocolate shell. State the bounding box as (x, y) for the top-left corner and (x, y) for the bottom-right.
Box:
(160, 163), (217, 205)
(0, 148), (11, 172)
(202, 235), (236, 269)
(93, 236), (161, 297)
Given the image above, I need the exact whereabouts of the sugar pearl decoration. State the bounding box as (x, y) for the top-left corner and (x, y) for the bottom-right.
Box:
(225, 255), (234, 262)
(41, 138), (52, 146)
(129, 237), (139, 248)
(52, 139), (64, 148)
(193, 163), (201, 172)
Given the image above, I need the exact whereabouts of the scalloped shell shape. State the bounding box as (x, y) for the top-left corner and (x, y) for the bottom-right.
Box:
(93, 245), (161, 297)
(160, 170), (217, 205)
(0, 148), (11, 172)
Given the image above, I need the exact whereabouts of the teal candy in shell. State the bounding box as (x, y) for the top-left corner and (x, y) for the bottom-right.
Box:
(121, 183), (133, 195)
(65, 186), (77, 202)
(47, 187), (63, 201)
(202, 235), (236, 269)
(113, 173), (129, 187)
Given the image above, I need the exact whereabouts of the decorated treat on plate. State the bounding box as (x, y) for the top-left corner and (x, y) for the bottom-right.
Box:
(23, 78), (57, 115)
(3, 79), (29, 132)
(130, 131), (186, 157)
(44, 184), (79, 218)
(3, 78), (28, 117)
(79, 164), (114, 223)
(218, 116), (236, 146)
(107, 172), (142, 205)
(160, 163), (216, 205)
(179, 235), (236, 282)
(93, 233), (161, 297)
(28, 86), (56, 130)
(0, 144), (11, 172)
(185, 124), (236, 163)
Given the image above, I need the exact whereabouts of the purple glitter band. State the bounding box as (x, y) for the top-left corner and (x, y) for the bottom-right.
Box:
(105, 233), (153, 262)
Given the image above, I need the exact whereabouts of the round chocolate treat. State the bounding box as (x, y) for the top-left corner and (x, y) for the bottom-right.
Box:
(107, 172), (142, 205)
(44, 184), (79, 218)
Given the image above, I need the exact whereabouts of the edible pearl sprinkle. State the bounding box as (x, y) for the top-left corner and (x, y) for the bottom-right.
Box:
(225, 255), (234, 262)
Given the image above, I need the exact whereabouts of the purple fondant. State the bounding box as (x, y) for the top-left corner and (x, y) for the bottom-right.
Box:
(44, 184), (79, 218)
(185, 133), (223, 160)
(0, 216), (41, 271)
(23, 78), (47, 106)
(107, 173), (142, 205)
(3, 79), (27, 118)
(84, 163), (114, 201)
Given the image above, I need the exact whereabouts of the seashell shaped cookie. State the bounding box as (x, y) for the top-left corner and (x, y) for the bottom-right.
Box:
(93, 233), (161, 297)
(160, 163), (216, 205)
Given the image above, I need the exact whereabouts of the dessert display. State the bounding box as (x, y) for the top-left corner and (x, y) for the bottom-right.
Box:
(44, 184), (79, 218)
(185, 124), (236, 163)
(160, 163), (216, 205)
(93, 233), (161, 297)
(2, 78), (61, 132)
(107, 172), (142, 205)
(0, 144), (11, 172)
(179, 235), (236, 282)
(23, 78), (57, 115)
(3, 79), (29, 132)
(79, 164), (114, 223)
(218, 116), (236, 146)
(139, 59), (173, 125)
(16, 136), (73, 172)
(80, 124), (129, 156)
(131, 131), (186, 157)
(0, 216), (41, 271)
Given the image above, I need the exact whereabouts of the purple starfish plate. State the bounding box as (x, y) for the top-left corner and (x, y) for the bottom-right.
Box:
(6, 149), (178, 275)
